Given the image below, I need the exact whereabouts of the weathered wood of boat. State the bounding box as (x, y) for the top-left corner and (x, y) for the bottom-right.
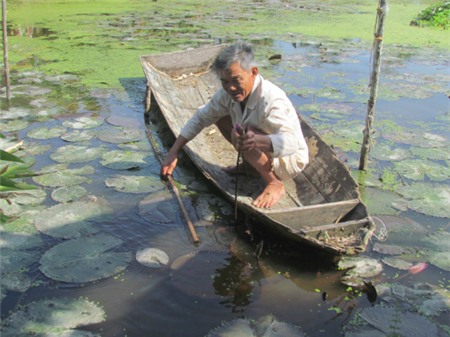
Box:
(140, 45), (375, 256)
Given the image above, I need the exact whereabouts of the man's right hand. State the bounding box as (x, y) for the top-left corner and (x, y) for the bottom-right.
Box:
(160, 153), (178, 179)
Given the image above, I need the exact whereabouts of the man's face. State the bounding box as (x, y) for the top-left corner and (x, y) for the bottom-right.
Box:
(219, 62), (258, 103)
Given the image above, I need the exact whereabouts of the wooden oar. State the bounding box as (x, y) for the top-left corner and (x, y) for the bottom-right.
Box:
(145, 126), (200, 245)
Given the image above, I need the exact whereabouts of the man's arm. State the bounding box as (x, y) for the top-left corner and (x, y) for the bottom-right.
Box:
(160, 135), (189, 178)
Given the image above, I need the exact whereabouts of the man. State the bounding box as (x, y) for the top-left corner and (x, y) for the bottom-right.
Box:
(160, 41), (309, 209)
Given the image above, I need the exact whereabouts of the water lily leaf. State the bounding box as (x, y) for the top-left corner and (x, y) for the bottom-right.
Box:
(339, 257), (383, 287)
(378, 283), (450, 317)
(5, 188), (47, 206)
(97, 127), (146, 144)
(371, 143), (411, 162)
(1, 119), (30, 132)
(0, 297), (105, 337)
(27, 126), (67, 139)
(206, 314), (306, 337)
(39, 234), (132, 283)
(106, 115), (141, 128)
(105, 174), (163, 193)
(34, 197), (113, 239)
(138, 189), (178, 224)
(50, 145), (106, 163)
(136, 247), (169, 268)
(360, 187), (407, 215)
(381, 257), (413, 271)
(0, 231), (44, 250)
(355, 305), (443, 337)
(62, 116), (104, 129)
(410, 145), (450, 161)
(51, 185), (88, 203)
(100, 150), (150, 170)
(419, 231), (450, 252)
(426, 251), (450, 272)
(397, 183), (450, 218)
(118, 139), (152, 151)
(61, 129), (97, 142)
(33, 170), (91, 187)
(0, 249), (39, 293)
(394, 159), (450, 181)
(1, 210), (41, 234)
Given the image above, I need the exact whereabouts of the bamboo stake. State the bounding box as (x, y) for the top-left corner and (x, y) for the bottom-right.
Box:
(144, 119), (200, 245)
(2, 0), (11, 102)
(359, 0), (388, 170)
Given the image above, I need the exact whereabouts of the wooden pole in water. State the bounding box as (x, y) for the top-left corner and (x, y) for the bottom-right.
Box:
(359, 0), (388, 170)
(2, 0), (11, 102)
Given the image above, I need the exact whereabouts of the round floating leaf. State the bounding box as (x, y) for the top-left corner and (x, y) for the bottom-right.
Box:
(34, 197), (113, 239)
(136, 247), (169, 268)
(118, 139), (152, 151)
(355, 305), (443, 337)
(50, 145), (106, 163)
(1, 119), (30, 132)
(106, 115), (141, 128)
(0, 297), (105, 337)
(105, 174), (163, 193)
(97, 127), (146, 144)
(100, 150), (150, 170)
(51, 185), (88, 203)
(397, 183), (450, 218)
(39, 234), (132, 283)
(61, 129), (96, 142)
(27, 126), (67, 139)
(138, 189), (178, 224)
(33, 170), (91, 187)
(62, 116), (104, 129)
(371, 143), (411, 162)
(1, 249), (39, 292)
(381, 257), (413, 271)
(410, 145), (450, 161)
(0, 231), (44, 250)
(394, 159), (450, 181)
(339, 256), (383, 287)
(426, 251), (450, 272)
(206, 314), (306, 337)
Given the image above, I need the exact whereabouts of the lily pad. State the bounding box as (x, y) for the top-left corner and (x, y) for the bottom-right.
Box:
(62, 116), (104, 129)
(0, 249), (39, 293)
(339, 256), (383, 287)
(0, 297), (105, 337)
(0, 231), (44, 250)
(51, 186), (88, 203)
(106, 115), (141, 128)
(118, 139), (152, 151)
(348, 305), (445, 337)
(100, 150), (150, 170)
(136, 247), (170, 268)
(206, 314), (306, 337)
(34, 197), (113, 239)
(27, 126), (67, 139)
(105, 174), (163, 193)
(0, 119), (30, 132)
(97, 127), (146, 144)
(33, 168), (91, 187)
(371, 143), (411, 162)
(394, 159), (450, 181)
(39, 234), (132, 283)
(61, 129), (96, 142)
(397, 183), (450, 218)
(50, 145), (106, 163)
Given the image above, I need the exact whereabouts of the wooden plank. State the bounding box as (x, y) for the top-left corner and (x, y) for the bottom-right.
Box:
(265, 199), (360, 230)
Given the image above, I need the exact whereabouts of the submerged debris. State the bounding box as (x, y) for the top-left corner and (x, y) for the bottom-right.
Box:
(136, 247), (170, 268)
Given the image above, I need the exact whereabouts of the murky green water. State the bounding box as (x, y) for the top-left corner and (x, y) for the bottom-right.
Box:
(1, 1), (449, 336)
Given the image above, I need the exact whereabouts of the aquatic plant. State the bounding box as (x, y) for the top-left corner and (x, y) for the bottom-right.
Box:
(412, 2), (450, 29)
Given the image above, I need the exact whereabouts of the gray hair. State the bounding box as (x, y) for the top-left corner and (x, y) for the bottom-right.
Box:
(212, 41), (256, 74)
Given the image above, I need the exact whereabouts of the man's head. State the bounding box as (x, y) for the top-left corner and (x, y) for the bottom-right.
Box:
(212, 41), (258, 103)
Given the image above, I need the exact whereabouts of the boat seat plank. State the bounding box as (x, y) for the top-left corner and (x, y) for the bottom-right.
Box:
(265, 199), (360, 230)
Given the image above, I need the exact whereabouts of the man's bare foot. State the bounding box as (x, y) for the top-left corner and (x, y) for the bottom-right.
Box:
(252, 181), (285, 209)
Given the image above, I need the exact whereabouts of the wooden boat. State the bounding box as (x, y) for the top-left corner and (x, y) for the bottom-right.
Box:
(140, 44), (375, 256)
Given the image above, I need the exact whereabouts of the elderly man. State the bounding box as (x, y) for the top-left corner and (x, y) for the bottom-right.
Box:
(160, 41), (309, 208)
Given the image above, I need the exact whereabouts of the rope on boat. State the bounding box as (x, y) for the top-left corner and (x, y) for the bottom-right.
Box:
(371, 216), (388, 242)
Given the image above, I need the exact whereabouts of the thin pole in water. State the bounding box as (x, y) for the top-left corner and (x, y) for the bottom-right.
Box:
(2, 0), (11, 102)
(359, 0), (388, 170)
